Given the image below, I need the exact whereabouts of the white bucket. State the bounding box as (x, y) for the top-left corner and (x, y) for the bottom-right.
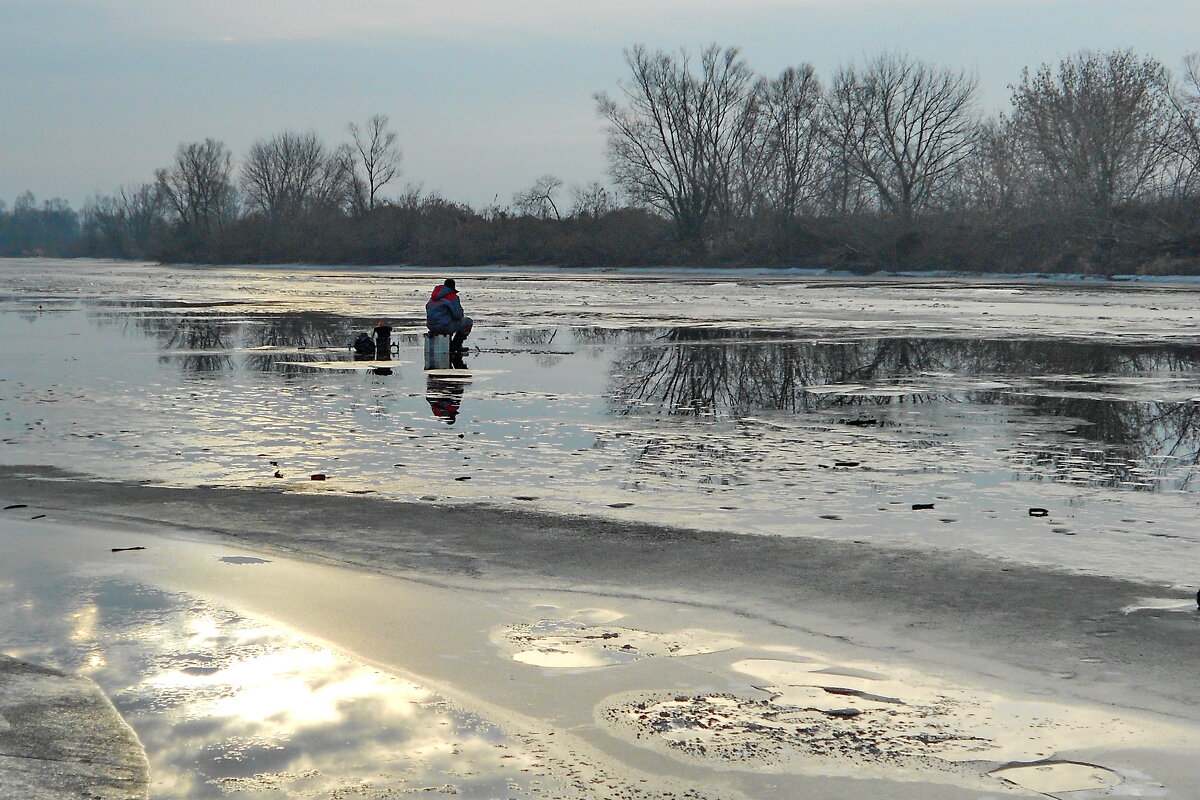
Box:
(424, 333), (451, 370)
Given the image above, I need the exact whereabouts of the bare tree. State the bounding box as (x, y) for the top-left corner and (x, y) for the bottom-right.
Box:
(824, 52), (979, 222)
(816, 82), (876, 217)
(596, 44), (764, 249)
(240, 131), (352, 219)
(1009, 50), (1179, 264)
(961, 115), (1033, 211)
(83, 183), (166, 257)
(348, 114), (402, 213)
(755, 65), (824, 218)
(155, 139), (236, 230)
(513, 174), (563, 219)
(320, 144), (358, 210)
(569, 182), (615, 217)
(1169, 53), (1200, 194)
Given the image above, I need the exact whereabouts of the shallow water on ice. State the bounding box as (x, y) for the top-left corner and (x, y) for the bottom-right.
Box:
(0, 524), (559, 799)
(2, 259), (1199, 586)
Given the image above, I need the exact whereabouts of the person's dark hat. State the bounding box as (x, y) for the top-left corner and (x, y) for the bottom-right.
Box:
(443, 278), (456, 290)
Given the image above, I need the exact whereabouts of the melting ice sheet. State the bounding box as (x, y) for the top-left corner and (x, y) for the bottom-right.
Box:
(2, 516), (1199, 799)
(2, 259), (1200, 585)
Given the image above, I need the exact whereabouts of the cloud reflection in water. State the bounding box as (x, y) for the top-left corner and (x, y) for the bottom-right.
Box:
(0, 560), (552, 799)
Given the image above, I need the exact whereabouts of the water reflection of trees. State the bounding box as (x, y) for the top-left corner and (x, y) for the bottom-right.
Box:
(607, 328), (1200, 487)
(90, 308), (387, 373)
(610, 330), (961, 415)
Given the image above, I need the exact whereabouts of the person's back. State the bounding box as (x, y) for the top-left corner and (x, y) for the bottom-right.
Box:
(425, 278), (472, 353)
(372, 321), (393, 359)
(425, 284), (463, 330)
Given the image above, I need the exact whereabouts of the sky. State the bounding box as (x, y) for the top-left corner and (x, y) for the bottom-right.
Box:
(2, 0), (1199, 211)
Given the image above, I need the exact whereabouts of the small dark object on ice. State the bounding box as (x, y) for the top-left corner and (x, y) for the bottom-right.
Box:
(912, 503), (935, 510)
(274, 471), (283, 478)
(30, 514), (45, 520)
(455, 476), (472, 481)
(840, 418), (878, 427)
(834, 461), (860, 468)
(310, 473), (327, 481)
(3, 504), (27, 510)
(112, 546), (145, 553)
(1029, 507), (1049, 517)
(825, 708), (863, 718)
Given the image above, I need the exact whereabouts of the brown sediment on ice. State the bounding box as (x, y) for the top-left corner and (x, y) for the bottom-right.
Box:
(597, 650), (1177, 793)
(600, 689), (1135, 794)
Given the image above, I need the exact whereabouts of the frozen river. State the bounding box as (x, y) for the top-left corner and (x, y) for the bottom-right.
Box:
(2, 259), (1198, 586)
(3, 258), (1200, 799)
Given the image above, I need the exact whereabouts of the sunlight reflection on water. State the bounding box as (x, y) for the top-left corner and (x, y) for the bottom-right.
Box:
(0, 532), (550, 799)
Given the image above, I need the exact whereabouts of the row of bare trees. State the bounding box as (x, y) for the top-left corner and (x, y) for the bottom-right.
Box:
(598, 46), (1200, 270)
(10, 46), (1200, 272)
(77, 115), (402, 259)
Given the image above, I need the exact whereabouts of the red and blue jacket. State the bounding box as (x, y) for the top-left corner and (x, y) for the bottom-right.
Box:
(426, 285), (465, 331)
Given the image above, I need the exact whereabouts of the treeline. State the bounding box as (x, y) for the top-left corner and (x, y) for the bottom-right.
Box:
(5, 47), (1200, 274)
(0, 193), (81, 258)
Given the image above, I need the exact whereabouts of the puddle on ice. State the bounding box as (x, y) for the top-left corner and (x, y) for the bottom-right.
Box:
(513, 648), (638, 669)
(569, 607), (626, 625)
(1120, 596), (1197, 614)
(988, 760), (1123, 793)
(0, 527), (575, 799)
(274, 359), (414, 371)
(3, 260), (1200, 586)
(218, 555), (272, 565)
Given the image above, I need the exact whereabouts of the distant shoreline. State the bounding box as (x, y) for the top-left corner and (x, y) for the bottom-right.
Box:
(9, 255), (1200, 288)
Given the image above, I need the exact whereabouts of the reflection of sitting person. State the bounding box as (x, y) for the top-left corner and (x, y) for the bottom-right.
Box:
(426, 380), (465, 425)
(425, 279), (472, 354)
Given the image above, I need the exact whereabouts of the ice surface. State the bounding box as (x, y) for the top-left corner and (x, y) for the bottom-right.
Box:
(2, 258), (1199, 586)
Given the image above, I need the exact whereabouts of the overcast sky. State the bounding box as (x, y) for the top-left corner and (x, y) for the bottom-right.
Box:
(3, 0), (1198, 210)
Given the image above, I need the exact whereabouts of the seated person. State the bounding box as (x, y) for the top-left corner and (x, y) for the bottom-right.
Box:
(425, 278), (472, 353)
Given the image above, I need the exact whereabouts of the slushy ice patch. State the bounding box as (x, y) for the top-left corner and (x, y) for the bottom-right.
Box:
(598, 656), (1177, 793)
(493, 617), (739, 669)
